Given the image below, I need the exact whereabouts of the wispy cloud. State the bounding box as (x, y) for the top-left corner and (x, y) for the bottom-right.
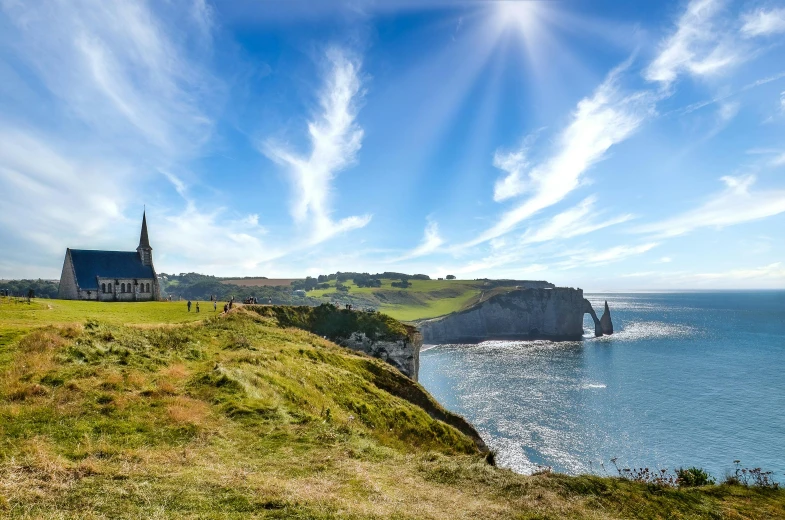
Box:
(0, 0), (220, 264)
(1, 0), (217, 160)
(263, 48), (371, 244)
(621, 263), (785, 288)
(466, 62), (654, 247)
(556, 242), (659, 270)
(741, 7), (785, 37)
(394, 219), (445, 261)
(520, 196), (634, 244)
(644, 0), (738, 85)
(0, 129), (127, 252)
(636, 175), (785, 238)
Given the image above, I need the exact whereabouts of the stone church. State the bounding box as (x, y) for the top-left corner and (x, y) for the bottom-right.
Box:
(57, 213), (160, 301)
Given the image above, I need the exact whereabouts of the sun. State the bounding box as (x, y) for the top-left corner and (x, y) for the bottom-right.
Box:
(493, 0), (545, 36)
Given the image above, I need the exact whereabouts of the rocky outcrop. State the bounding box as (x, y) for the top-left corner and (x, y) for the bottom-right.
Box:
(341, 331), (421, 381)
(419, 287), (609, 344)
(583, 298), (603, 337)
(600, 301), (614, 335)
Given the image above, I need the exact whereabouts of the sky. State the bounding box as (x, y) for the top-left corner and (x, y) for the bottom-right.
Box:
(0, 0), (784, 290)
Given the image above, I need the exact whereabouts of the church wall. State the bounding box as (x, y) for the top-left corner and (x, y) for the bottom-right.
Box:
(96, 278), (157, 302)
(57, 250), (79, 300)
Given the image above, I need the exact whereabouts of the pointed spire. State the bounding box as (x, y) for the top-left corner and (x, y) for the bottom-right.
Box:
(138, 211), (151, 250)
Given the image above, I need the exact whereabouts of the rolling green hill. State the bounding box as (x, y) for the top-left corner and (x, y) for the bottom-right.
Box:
(1, 298), (783, 518)
(306, 279), (515, 322)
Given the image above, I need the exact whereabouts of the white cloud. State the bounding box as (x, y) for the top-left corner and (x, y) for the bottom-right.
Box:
(620, 263), (785, 288)
(741, 7), (785, 37)
(636, 175), (785, 237)
(688, 262), (785, 282)
(644, 0), (738, 85)
(0, 0), (221, 265)
(0, 129), (127, 253)
(520, 196), (634, 244)
(659, 256), (673, 263)
(718, 101), (740, 122)
(0, 0), (216, 160)
(395, 220), (445, 261)
(466, 63), (654, 247)
(557, 242), (659, 270)
(263, 48), (371, 244)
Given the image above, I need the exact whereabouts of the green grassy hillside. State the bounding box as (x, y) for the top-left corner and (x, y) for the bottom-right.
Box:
(1, 299), (783, 518)
(307, 279), (492, 321)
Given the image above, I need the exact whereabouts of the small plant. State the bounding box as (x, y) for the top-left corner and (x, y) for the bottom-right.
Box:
(677, 467), (714, 487)
(726, 461), (780, 489)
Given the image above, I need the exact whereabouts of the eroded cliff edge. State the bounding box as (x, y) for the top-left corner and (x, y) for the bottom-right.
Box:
(248, 304), (421, 380)
(419, 287), (612, 344)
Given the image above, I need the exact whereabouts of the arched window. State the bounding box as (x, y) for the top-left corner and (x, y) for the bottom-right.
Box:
(146, 283), (150, 293)
(121, 283), (125, 293)
(102, 283), (106, 293)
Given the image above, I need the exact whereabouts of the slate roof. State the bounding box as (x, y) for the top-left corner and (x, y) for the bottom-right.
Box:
(69, 249), (155, 289)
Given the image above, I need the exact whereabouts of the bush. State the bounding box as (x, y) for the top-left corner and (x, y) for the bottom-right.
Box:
(446, 275), (456, 280)
(391, 280), (411, 289)
(335, 283), (350, 293)
(677, 467), (714, 487)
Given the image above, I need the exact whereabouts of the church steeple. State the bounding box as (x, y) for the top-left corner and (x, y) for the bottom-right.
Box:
(137, 211), (153, 266)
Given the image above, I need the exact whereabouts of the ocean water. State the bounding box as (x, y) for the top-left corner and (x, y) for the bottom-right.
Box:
(419, 291), (785, 481)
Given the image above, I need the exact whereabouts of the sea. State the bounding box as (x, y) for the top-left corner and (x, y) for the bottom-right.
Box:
(419, 291), (785, 481)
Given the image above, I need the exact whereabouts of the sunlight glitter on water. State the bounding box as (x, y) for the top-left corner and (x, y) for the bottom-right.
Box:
(419, 292), (785, 479)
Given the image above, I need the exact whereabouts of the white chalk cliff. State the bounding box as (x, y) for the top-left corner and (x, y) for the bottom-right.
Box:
(418, 287), (613, 344)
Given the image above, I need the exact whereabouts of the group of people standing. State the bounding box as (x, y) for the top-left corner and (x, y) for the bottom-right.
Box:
(185, 294), (273, 313)
(186, 296), (230, 313)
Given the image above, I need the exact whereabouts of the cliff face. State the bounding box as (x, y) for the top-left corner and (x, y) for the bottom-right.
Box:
(341, 331), (421, 381)
(247, 304), (421, 380)
(419, 288), (606, 343)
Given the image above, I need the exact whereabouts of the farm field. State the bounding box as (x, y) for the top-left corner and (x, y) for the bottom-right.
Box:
(220, 278), (301, 287)
(307, 278), (489, 322)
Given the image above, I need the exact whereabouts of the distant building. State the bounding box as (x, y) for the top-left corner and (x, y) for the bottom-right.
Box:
(57, 212), (160, 301)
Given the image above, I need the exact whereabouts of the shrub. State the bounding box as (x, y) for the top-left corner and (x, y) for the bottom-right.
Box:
(446, 275), (456, 280)
(677, 467), (714, 487)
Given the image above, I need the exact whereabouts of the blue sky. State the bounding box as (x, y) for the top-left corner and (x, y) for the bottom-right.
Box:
(1, 0), (784, 290)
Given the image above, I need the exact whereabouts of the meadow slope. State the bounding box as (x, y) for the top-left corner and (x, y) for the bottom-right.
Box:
(1, 298), (783, 519)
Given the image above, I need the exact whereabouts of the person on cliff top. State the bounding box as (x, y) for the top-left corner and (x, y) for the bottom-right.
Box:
(196, 302), (200, 313)
(187, 300), (192, 312)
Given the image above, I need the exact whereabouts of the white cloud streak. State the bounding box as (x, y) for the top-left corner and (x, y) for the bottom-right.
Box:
(465, 63), (654, 247)
(520, 196), (634, 244)
(636, 175), (785, 238)
(263, 48), (371, 244)
(0, 0), (224, 269)
(1, 0), (216, 160)
(555, 242), (659, 270)
(644, 0), (738, 85)
(741, 7), (785, 37)
(394, 220), (445, 261)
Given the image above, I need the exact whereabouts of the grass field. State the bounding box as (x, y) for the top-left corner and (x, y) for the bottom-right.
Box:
(221, 278), (302, 287)
(308, 279), (488, 321)
(2, 299), (783, 518)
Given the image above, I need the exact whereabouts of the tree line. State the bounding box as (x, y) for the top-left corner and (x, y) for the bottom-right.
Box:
(0, 279), (59, 298)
